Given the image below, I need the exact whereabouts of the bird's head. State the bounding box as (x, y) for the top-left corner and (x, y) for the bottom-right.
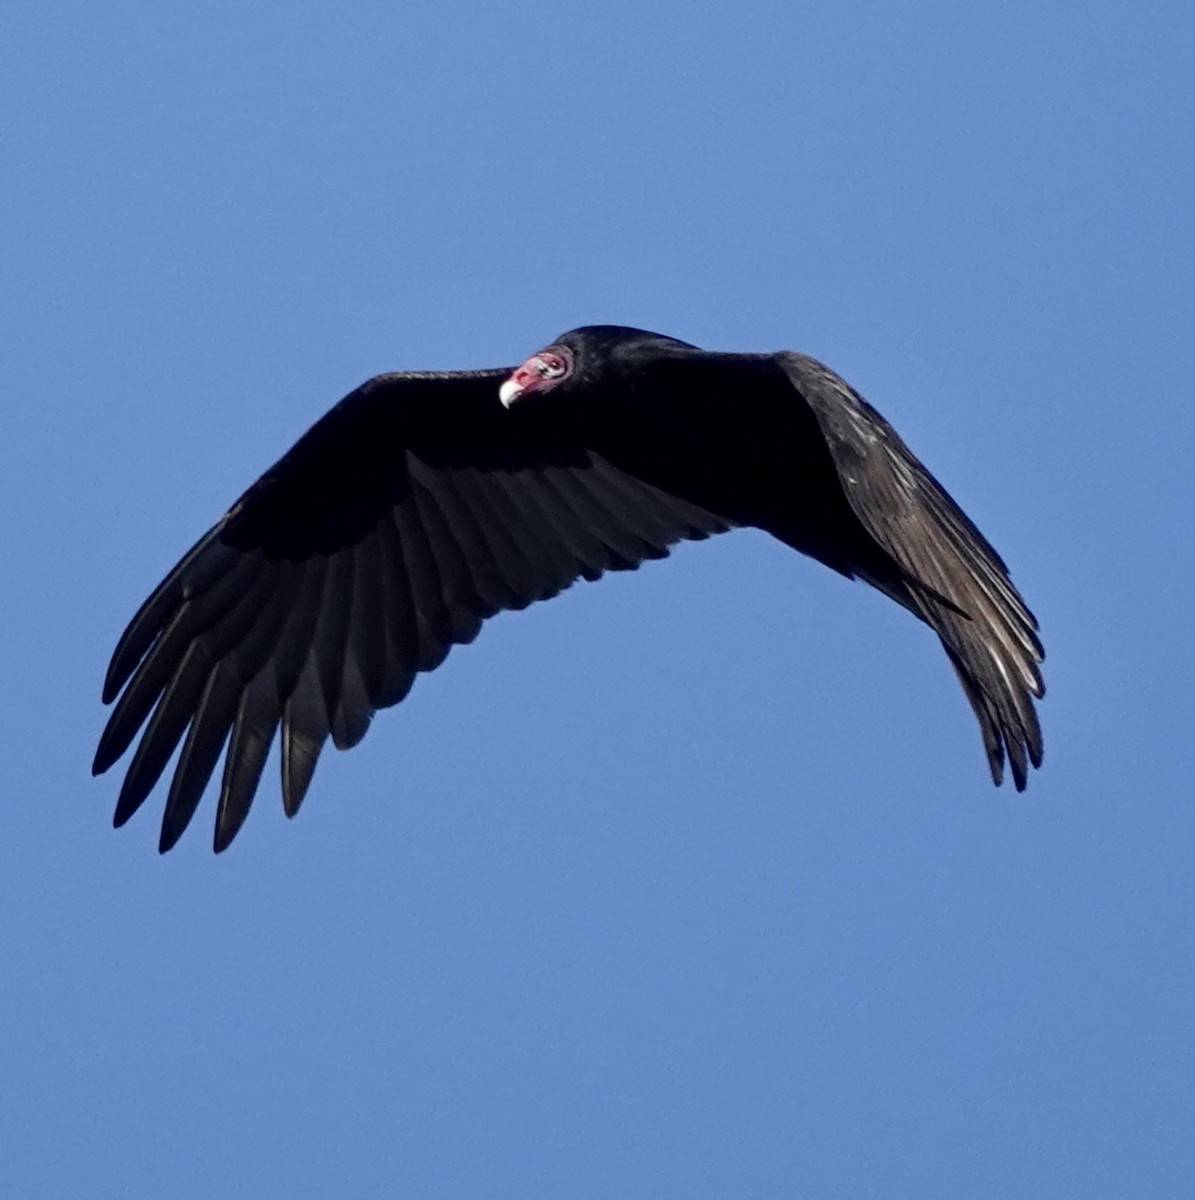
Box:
(499, 326), (696, 409)
(498, 344), (575, 407)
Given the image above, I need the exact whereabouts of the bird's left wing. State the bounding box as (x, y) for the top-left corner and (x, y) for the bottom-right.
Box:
(94, 369), (729, 851)
(774, 352), (1044, 790)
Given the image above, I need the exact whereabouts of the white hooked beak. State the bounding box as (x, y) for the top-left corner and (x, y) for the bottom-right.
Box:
(499, 377), (525, 407)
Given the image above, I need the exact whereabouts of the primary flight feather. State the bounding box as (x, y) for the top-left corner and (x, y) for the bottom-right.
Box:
(95, 325), (1044, 851)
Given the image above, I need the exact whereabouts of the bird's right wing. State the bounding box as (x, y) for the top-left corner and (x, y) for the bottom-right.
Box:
(774, 352), (1044, 790)
(94, 369), (730, 851)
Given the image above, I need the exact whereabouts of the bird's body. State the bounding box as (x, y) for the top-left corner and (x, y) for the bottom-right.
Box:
(95, 326), (1044, 851)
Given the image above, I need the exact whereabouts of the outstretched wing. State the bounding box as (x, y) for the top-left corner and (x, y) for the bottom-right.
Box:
(94, 369), (730, 851)
(775, 352), (1044, 789)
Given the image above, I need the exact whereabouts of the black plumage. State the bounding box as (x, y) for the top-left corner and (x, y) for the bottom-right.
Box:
(95, 326), (1044, 851)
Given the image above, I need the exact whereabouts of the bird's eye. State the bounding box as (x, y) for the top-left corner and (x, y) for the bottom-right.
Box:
(536, 354), (567, 379)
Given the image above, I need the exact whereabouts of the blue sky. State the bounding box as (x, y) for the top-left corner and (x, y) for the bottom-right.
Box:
(3, 1), (1193, 1196)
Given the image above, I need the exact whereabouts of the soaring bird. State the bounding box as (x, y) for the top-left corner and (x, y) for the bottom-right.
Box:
(94, 326), (1044, 852)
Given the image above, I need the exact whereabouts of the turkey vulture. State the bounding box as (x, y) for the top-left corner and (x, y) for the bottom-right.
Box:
(94, 325), (1044, 852)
